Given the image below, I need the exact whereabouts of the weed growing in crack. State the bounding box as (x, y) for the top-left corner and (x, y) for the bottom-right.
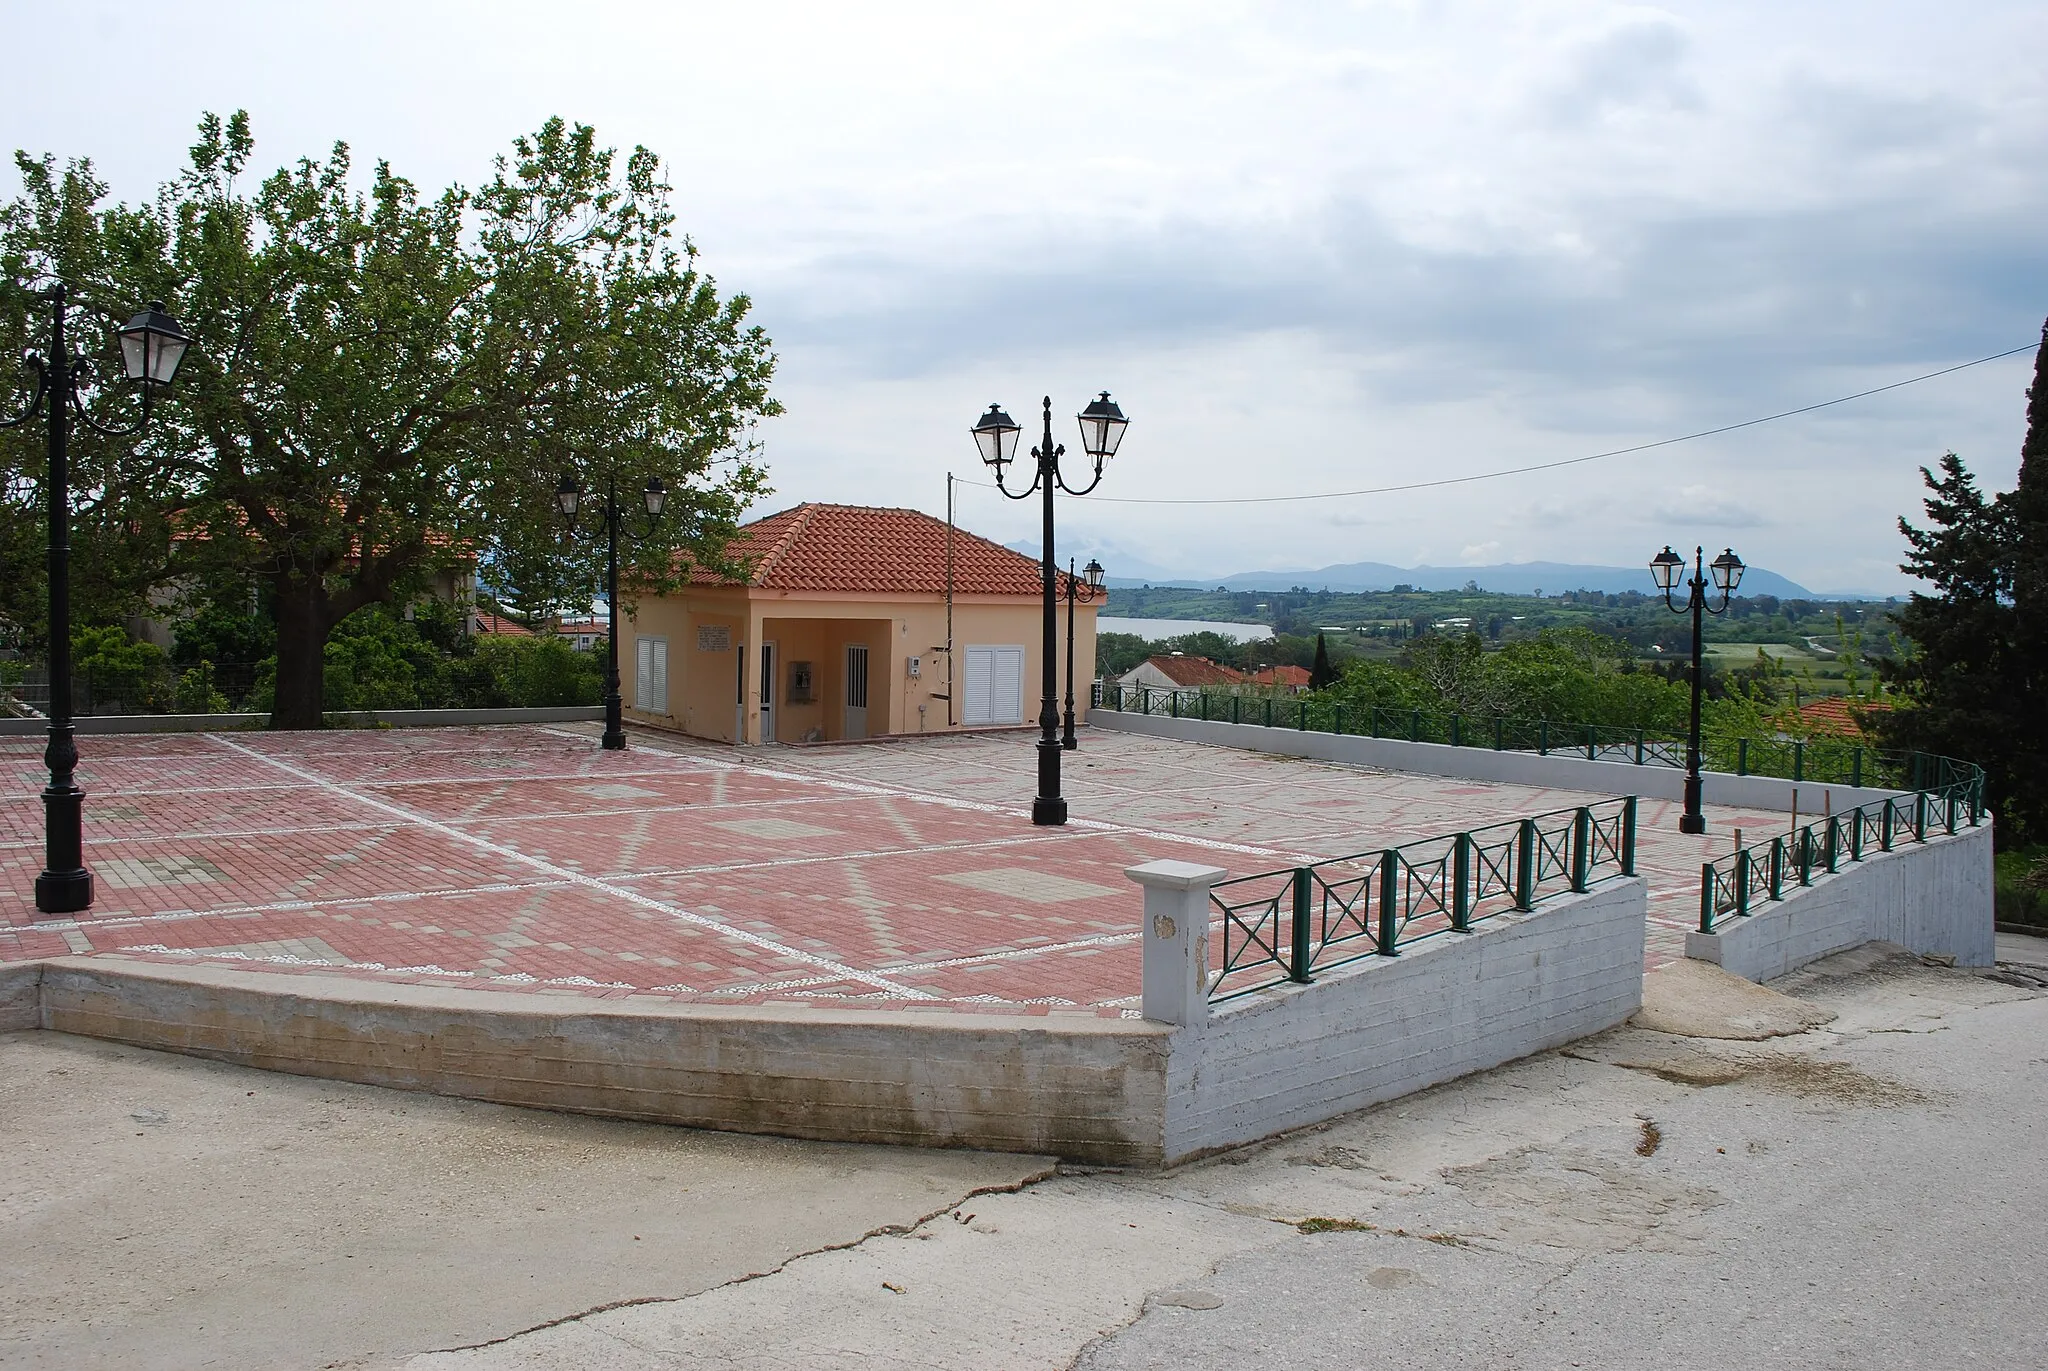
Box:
(1636, 1116), (1664, 1157)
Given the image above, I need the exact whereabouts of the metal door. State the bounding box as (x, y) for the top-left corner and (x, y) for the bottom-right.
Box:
(759, 641), (776, 743)
(844, 644), (870, 740)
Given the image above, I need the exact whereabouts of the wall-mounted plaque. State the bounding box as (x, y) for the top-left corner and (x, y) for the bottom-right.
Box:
(696, 625), (732, 652)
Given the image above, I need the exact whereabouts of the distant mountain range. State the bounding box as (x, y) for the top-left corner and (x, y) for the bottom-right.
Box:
(1100, 558), (1817, 599)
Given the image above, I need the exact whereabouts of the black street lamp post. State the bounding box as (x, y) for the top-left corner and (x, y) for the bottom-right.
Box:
(1650, 543), (1744, 835)
(2, 285), (191, 914)
(973, 394), (1128, 825)
(556, 468), (667, 751)
(1062, 557), (1104, 750)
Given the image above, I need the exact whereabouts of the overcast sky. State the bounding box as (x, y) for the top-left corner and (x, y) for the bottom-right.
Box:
(7, 0), (2043, 593)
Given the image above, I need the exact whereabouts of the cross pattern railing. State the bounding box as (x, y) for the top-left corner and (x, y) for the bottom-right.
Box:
(1102, 684), (1938, 790)
(1207, 796), (1638, 1002)
(1698, 762), (1986, 932)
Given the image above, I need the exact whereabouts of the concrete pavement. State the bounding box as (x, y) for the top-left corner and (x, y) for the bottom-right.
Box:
(7, 942), (2039, 1370)
(412, 944), (2044, 1371)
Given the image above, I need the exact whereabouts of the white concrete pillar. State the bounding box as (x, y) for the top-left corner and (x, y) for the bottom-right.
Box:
(1126, 859), (1226, 1026)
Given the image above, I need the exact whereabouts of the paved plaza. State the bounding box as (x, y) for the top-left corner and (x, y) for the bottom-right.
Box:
(2, 724), (1767, 1013)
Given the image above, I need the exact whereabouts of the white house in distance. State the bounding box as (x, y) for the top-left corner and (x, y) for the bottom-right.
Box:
(623, 503), (1098, 745)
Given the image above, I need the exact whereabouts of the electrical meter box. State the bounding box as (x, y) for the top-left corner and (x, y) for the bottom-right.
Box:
(906, 655), (921, 678)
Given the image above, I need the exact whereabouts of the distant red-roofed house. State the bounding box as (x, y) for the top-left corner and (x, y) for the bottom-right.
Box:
(1117, 654), (1247, 693)
(470, 612), (532, 637)
(1250, 664), (1313, 693)
(624, 503), (1097, 744)
(556, 616), (606, 651)
(1795, 695), (1891, 739)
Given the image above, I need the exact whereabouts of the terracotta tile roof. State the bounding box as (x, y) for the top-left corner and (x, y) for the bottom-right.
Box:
(472, 612), (532, 636)
(1139, 655), (1247, 687)
(1796, 696), (1890, 737)
(691, 503), (1073, 597)
(1251, 664), (1311, 687)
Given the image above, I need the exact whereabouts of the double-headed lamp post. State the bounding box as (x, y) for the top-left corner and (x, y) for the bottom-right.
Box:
(2, 286), (192, 914)
(972, 393), (1128, 825)
(1062, 557), (1105, 750)
(556, 468), (667, 750)
(1650, 544), (1745, 836)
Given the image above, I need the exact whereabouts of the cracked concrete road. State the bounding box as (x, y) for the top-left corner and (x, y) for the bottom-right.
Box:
(0, 1034), (1049, 1370)
(409, 942), (2048, 1371)
(7, 937), (2045, 1370)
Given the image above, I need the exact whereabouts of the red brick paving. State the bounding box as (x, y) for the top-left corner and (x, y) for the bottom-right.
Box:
(3, 723), (1767, 1015)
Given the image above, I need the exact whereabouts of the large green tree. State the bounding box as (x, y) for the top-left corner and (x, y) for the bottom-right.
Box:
(1, 113), (777, 727)
(1874, 321), (2048, 845)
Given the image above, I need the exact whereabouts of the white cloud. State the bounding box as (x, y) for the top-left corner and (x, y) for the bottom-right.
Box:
(5, 0), (2042, 594)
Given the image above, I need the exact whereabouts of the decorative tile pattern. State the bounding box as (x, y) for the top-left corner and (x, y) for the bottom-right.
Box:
(4, 723), (1742, 1014)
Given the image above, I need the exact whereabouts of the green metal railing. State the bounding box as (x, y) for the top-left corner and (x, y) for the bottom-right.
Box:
(1206, 796), (1638, 1003)
(1103, 684), (1931, 791)
(1697, 759), (1986, 932)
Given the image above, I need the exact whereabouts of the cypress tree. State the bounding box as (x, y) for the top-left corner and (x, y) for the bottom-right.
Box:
(1309, 631), (1336, 691)
(1874, 319), (2048, 845)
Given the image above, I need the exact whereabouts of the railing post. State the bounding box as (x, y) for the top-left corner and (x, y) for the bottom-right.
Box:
(1170, 691), (1180, 719)
(1377, 851), (1401, 956)
(1290, 867), (1314, 983)
(1793, 741), (1804, 784)
(1586, 725), (1596, 761)
(1946, 791), (1958, 836)
(1232, 695), (1241, 726)
(1881, 800), (1894, 851)
(1769, 837), (1783, 900)
(1735, 849), (1752, 917)
(1850, 807), (1864, 862)
(1538, 719), (1549, 756)
(1824, 816), (1838, 874)
(1622, 795), (1638, 876)
(1453, 832), (1472, 932)
(1333, 704), (1345, 735)
(1198, 692), (1208, 722)
(1126, 859), (1226, 1025)
(1409, 708), (1421, 742)
(1798, 828), (1813, 886)
(1493, 716), (1504, 751)
(1914, 791), (1927, 842)
(1737, 737), (1749, 776)
(1298, 700), (1308, 731)
(1570, 807), (1590, 892)
(1851, 747), (1863, 788)
(1515, 820), (1536, 910)
(1450, 714), (1462, 748)
(1700, 862), (1716, 932)
(1635, 729), (1645, 765)
(1371, 705), (1383, 739)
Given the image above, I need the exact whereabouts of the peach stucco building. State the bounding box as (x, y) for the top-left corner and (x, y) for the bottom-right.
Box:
(623, 503), (1098, 745)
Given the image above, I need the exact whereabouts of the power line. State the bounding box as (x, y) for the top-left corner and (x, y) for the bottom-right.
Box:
(955, 342), (2038, 506)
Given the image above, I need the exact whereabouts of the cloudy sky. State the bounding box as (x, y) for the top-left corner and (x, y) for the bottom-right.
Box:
(8, 0), (2043, 593)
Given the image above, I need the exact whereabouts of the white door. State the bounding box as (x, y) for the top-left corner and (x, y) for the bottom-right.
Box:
(962, 645), (1024, 725)
(734, 641), (746, 742)
(635, 636), (669, 715)
(759, 641), (777, 743)
(844, 644), (870, 740)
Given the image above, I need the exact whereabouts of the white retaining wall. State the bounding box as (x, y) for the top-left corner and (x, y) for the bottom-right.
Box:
(1091, 708), (1898, 815)
(1128, 862), (1647, 1163)
(1685, 820), (1994, 982)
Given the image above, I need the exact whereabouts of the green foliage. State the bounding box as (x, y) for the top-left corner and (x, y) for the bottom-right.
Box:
(71, 624), (169, 711)
(1309, 632), (1336, 691)
(172, 660), (231, 714)
(472, 635), (603, 708)
(3, 111), (779, 726)
(1873, 447), (2041, 845)
(1095, 632), (1151, 678)
(1326, 629), (1692, 731)
(171, 594), (274, 666)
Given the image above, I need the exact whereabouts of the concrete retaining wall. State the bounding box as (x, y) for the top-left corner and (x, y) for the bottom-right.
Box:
(16, 959), (1170, 1163)
(1090, 708), (1898, 815)
(1158, 880), (1647, 1161)
(0, 706), (605, 737)
(1685, 821), (1995, 982)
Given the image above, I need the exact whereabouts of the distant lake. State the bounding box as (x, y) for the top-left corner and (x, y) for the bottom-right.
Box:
(1098, 616), (1272, 643)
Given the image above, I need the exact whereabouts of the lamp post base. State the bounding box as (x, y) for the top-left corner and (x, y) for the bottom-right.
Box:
(1679, 811), (1705, 836)
(35, 867), (92, 915)
(1032, 796), (1068, 826)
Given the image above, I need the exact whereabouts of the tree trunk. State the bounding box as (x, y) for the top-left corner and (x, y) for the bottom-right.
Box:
(270, 574), (333, 730)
